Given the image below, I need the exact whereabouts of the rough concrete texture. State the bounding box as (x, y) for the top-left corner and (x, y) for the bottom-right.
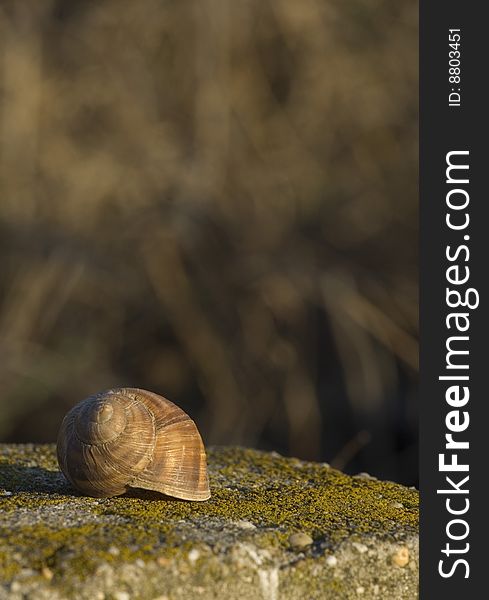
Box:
(0, 444), (418, 599)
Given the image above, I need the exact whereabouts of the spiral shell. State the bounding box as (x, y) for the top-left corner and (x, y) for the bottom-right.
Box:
(56, 388), (210, 500)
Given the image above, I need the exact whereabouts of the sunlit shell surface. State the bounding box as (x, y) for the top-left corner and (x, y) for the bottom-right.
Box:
(56, 388), (210, 500)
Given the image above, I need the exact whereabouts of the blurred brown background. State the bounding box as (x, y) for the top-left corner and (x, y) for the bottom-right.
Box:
(0, 1), (418, 484)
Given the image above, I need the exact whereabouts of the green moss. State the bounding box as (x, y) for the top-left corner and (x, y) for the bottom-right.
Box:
(0, 444), (418, 588)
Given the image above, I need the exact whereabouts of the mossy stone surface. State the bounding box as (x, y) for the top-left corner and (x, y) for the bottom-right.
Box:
(0, 444), (418, 599)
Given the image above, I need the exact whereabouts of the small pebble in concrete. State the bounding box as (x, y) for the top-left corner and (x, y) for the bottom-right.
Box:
(352, 542), (368, 554)
(325, 555), (338, 567)
(288, 532), (313, 551)
(356, 472), (376, 480)
(390, 501), (404, 510)
(392, 546), (410, 568)
(41, 566), (53, 581)
(188, 549), (201, 564)
(234, 520), (256, 530)
(10, 581), (21, 593)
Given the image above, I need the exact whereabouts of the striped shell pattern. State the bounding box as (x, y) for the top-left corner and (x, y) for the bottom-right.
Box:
(56, 388), (210, 500)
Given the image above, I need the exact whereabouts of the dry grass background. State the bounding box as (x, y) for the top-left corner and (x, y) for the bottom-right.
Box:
(0, 0), (418, 483)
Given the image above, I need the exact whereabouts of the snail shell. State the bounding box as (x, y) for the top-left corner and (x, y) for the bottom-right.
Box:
(56, 388), (210, 500)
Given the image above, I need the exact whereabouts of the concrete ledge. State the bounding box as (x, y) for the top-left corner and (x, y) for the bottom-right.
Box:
(0, 444), (418, 599)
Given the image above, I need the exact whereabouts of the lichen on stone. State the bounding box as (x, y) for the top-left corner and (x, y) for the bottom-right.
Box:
(0, 444), (418, 599)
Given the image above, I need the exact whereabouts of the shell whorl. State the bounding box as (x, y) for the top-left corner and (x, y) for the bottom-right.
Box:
(56, 388), (210, 501)
(74, 393), (128, 444)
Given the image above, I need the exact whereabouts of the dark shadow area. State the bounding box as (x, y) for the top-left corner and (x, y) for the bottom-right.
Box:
(121, 488), (185, 502)
(0, 463), (193, 501)
(0, 464), (71, 495)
